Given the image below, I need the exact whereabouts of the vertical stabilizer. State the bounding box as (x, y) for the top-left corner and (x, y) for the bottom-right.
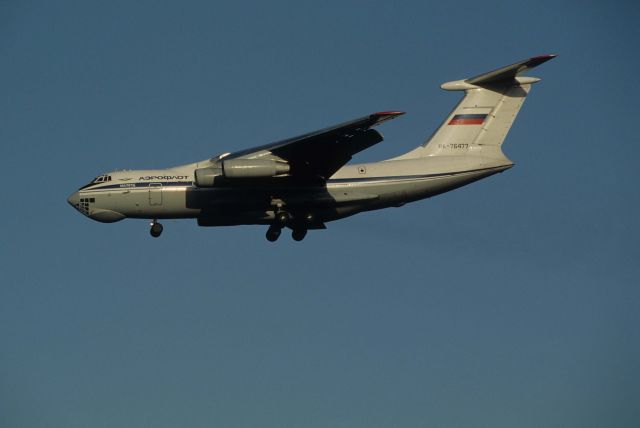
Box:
(394, 55), (556, 162)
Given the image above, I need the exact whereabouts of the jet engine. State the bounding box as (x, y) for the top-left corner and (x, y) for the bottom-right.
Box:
(194, 159), (290, 187)
(222, 159), (290, 178)
(194, 167), (222, 187)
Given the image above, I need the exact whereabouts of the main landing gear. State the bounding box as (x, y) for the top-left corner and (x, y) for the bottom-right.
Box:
(150, 220), (163, 238)
(265, 210), (309, 242)
(291, 229), (307, 241)
(265, 225), (308, 242)
(265, 225), (281, 242)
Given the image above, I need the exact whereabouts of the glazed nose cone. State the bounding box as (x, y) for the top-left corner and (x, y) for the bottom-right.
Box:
(67, 191), (80, 208)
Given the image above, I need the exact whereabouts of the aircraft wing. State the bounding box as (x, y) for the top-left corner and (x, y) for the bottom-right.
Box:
(223, 111), (404, 180)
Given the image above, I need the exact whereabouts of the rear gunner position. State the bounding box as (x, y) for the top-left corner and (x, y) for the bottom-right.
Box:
(68, 55), (555, 241)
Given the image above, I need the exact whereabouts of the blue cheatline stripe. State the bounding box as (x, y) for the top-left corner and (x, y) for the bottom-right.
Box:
(83, 181), (193, 190)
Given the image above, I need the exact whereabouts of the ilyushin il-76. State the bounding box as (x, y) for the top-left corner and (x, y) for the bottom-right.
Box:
(68, 55), (555, 241)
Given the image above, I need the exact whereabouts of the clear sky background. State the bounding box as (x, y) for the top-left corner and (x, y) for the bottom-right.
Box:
(1, 1), (638, 427)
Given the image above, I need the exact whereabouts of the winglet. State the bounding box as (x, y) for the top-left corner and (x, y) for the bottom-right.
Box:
(465, 54), (557, 85)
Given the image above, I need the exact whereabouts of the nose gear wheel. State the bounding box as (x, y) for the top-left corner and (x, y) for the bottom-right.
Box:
(150, 220), (163, 238)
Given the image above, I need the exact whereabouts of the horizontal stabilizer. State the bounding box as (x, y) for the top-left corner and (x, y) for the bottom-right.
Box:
(466, 54), (557, 85)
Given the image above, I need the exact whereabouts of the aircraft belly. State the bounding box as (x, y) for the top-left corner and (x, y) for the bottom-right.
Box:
(158, 187), (199, 218)
(327, 167), (505, 212)
(118, 187), (199, 219)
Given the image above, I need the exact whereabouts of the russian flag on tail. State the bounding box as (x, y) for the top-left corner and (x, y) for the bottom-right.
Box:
(448, 114), (487, 125)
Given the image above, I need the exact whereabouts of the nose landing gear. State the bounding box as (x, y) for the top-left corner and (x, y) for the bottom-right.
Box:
(150, 220), (163, 238)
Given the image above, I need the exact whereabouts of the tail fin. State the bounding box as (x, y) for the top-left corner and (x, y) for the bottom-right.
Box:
(396, 55), (556, 161)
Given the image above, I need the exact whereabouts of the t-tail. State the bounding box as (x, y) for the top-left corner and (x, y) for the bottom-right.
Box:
(395, 55), (556, 165)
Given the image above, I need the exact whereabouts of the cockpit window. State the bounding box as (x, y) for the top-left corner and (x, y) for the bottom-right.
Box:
(80, 174), (112, 189)
(91, 175), (112, 183)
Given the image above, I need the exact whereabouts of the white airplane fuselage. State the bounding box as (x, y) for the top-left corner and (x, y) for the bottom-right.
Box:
(67, 55), (554, 241)
(68, 155), (511, 225)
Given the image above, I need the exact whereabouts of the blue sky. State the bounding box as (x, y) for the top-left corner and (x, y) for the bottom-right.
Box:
(1, 1), (638, 427)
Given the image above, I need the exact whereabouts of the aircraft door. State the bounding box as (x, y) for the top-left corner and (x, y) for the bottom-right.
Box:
(149, 183), (163, 206)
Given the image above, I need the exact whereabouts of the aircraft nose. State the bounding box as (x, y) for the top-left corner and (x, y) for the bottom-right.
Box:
(67, 191), (80, 208)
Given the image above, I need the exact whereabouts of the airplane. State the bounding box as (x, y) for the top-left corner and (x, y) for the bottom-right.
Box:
(67, 55), (555, 242)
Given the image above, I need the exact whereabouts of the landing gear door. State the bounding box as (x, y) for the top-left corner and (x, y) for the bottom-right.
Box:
(149, 183), (163, 206)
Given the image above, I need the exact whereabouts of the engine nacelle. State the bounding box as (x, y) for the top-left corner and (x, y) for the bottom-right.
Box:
(194, 159), (290, 187)
(194, 167), (222, 187)
(222, 159), (290, 178)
